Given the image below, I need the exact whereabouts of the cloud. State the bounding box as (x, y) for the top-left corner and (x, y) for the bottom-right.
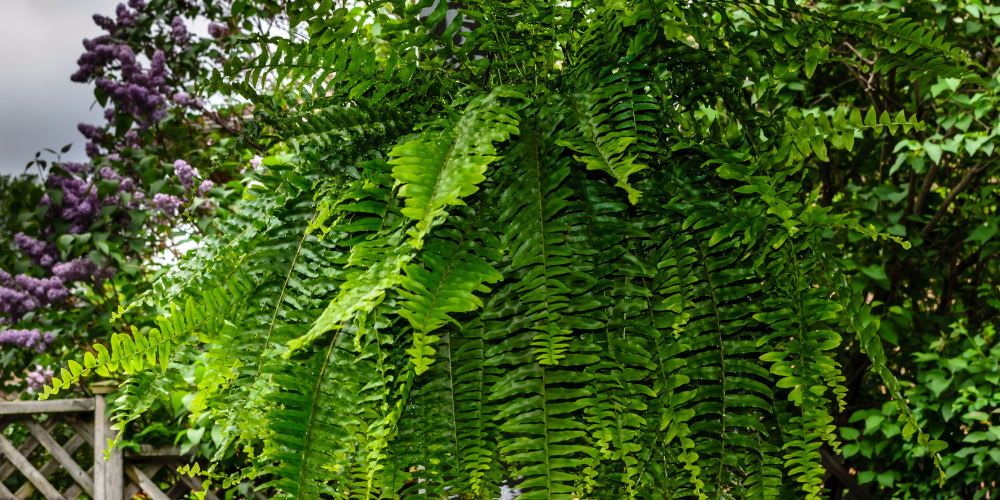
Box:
(0, 0), (128, 176)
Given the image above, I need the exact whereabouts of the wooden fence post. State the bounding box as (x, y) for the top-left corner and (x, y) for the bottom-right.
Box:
(92, 382), (122, 500)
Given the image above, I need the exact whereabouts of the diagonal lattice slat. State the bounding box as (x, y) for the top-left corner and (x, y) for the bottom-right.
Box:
(0, 416), (59, 482)
(21, 417), (94, 495)
(0, 432), (65, 500)
(124, 465), (169, 500)
(0, 476), (16, 500)
(13, 434), (87, 500)
(124, 464), (164, 500)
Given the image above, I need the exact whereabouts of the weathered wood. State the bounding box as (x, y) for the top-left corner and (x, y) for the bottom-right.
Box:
(21, 417), (94, 495)
(13, 433), (87, 499)
(0, 416), (59, 482)
(0, 478), (17, 500)
(0, 399), (94, 415)
(62, 466), (92, 500)
(124, 446), (190, 458)
(107, 436), (123, 500)
(0, 433), (64, 500)
(123, 464), (164, 500)
(124, 464), (170, 500)
(164, 481), (189, 500)
(64, 417), (94, 446)
(166, 461), (220, 500)
(94, 394), (107, 500)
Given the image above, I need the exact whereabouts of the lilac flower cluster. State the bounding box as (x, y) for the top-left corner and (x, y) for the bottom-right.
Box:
(95, 47), (170, 129)
(0, 273), (67, 322)
(52, 257), (117, 286)
(153, 193), (185, 217)
(99, 166), (123, 181)
(62, 162), (91, 175)
(25, 365), (54, 393)
(241, 155), (263, 174)
(15, 233), (59, 268)
(43, 174), (101, 234)
(172, 92), (203, 109)
(196, 179), (214, 197)
(0, 329), (57, 353)
(208, 22), (231, 39)
(171, 16), (190, 44)
(174, 159), (196, 189)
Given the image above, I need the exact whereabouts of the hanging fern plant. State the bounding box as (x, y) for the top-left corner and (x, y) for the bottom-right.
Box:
(41, 0), (990, 498)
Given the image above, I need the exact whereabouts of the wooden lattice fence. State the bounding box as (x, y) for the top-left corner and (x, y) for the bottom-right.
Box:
(0, 385), (221, 500)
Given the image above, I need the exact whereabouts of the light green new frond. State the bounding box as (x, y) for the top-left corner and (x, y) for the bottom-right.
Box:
(399, 209), (503, 375)
(391, 87), (522, 249)
(41, 271), (256, 400)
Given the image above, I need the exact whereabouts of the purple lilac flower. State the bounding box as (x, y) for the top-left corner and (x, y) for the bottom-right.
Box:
(116, 3), (137, 27)
(0, 274), (67, 322)
(25, 365), (55, 393)
(99, 166), (123, 181)
(91, 46), (170, 129)
(51, 257), (117, 286)
(0, 286), (37, 320)
(208, 22), (231, 39)
(171, 16), (189, 44)
(78, 123), (105, 142)
(53, 258), (98, 283)
(44, 175), (100, 230)
(174, 160), (196, 189)
(172, 92), (203, 108)
(0, 329), (57, 354)
(126, 190), (145, 210)
(0, 269), (12, 287)
(15, 275), (68, 304)
(15, 233), (59, 269)
(128, 0), (145, 10)
(62, 162), (90, 175)
(85, 142), (101, 158)
(124, 129), (140, 147)
(92, 14), (116, 32)
(196, 179), (214, 197)
(153, 193), (185, 217)
(118, 178), (136, 192)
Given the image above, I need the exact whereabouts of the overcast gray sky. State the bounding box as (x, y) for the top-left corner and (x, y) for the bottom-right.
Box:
(0, 1), (131, 176)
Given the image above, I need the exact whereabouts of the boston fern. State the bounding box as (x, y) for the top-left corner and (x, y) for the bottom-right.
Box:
(39, 0), (990, 498)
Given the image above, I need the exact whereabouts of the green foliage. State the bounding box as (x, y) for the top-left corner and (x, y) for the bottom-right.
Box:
(37, 0), (1000, 498)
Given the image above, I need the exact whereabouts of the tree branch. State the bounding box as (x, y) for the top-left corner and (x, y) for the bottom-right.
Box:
(919, 161), (987, 239)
